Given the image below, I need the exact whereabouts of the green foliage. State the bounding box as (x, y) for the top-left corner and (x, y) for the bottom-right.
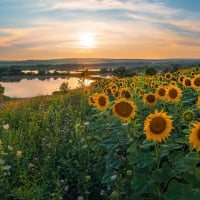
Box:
(112, 66), (136, 78)
(0, 92), (105, 199)
(145, 66), (157, 76)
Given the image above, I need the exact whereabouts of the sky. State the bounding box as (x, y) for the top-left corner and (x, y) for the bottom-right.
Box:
(0, 0), (200, 60)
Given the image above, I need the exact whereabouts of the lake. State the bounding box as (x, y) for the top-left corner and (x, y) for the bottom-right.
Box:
(0, 77), (95, 98)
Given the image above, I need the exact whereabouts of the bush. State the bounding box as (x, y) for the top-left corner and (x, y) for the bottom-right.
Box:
(145, 66), (157, 76)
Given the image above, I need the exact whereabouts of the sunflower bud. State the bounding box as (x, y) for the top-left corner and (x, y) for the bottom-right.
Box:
(85, 175), (91, 181)
(182, 110), (194, 122)
(111, 190), (119, 199)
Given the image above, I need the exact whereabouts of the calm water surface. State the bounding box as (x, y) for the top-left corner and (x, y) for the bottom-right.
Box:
(0, 77), (94, 98)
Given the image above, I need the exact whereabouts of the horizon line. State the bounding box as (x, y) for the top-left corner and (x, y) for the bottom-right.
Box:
(1, 57), (200, 62)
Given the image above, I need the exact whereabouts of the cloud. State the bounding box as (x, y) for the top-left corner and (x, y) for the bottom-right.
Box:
(31, 0), (200, 38)
(0, 0), (200, 59)
(34, 0), (175, 16)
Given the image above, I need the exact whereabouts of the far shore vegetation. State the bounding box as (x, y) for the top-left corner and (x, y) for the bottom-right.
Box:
(0, 59), (200, 82)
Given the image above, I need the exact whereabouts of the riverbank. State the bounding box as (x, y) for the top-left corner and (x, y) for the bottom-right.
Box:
(0, 70), (112, 82)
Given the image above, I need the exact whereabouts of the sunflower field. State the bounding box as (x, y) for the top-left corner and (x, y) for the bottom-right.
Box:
(0, 67), (200, 199)
(84, 67), (200, 199)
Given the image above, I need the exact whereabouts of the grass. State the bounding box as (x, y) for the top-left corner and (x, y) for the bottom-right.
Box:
(0, 90), (106, 200)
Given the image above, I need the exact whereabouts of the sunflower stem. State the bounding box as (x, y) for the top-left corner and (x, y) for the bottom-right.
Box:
(155, 142), (162, 199)
(155, 142), (160, 168)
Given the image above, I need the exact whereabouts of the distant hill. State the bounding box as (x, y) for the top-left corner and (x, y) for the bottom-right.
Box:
(0, 58), (111, 66)
(0, 58), (200, 71)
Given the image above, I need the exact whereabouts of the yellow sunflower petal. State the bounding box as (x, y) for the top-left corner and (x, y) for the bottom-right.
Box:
(189, 122), (200, 151)
(192, 75), (200, 90)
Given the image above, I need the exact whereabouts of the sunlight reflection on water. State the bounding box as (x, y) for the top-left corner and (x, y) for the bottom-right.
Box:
(0, 77), (94, 98)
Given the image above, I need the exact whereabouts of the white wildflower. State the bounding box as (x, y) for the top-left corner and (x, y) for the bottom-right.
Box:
(3, 124), (9, 130)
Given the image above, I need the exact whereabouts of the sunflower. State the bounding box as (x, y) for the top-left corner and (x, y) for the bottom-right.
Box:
(135, 87), (144, 97)
(176, 69), (182, 75)
(112, 98), (137, 122)
(131, 82), (135, 87)
(190, 71), (195, 77)
(111, 84), (118, 90)
(139, 89), (144, 96)
(165, 72), (172, 80)
(114, 91), (120, 98)
(166, 85), (182, 103)
(178, 75), (186, 83)
(143, 93), (157, 106)
(156, 86), (167, 100)
(158, 75), (164, 82)
(110, 84), (118, 95)
(91, 81), (98, 88)
(183, 78), (191, 88)
(144, 110), (173, 142)
(104, 86), (112, 94)
(150, 81), (155, 88)
(191, 75), (200, 89)
(88, 94), (98, 106)
(189, 122), (200, 151)
(170, 81), (176, 85)
(83, 87), (90, 96)
(119, 88), (132, 99)
(143, 83), (149, 89)
(94, 93), (109, 111)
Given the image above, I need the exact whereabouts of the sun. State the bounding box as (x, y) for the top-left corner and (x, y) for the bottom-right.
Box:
(79, 32), (95, 48)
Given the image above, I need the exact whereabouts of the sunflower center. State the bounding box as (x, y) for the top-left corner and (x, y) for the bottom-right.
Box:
(98, 96), (106, 106)
(146, 94), (156, 103)
(106, 88), (111, 94)
(150, 117), (167, 134)
(185, 79), (191, 86)
(180, 76), (185, 82)
(166, 74), (171, 79)
(158, 88), (165, 96)
(194, 77), (200, 86)
(115, 102), (133, 117)
(169, 88), (178, 99)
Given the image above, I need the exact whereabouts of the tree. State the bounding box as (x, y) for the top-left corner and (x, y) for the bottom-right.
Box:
(0, 84), (4, 95)
(38, 70), (46, 75)
(0, 84), (4, 101)
(59, 82), (69, 93)
(145, 66), (157, 76)
(112, 66), (136, 78)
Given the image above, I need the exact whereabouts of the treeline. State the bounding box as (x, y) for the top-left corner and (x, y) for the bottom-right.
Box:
(0, 67), (70, 78)
(0, 63), (199, 79)
(0, 67), (22, 76)
(110, 63), (200, 78)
